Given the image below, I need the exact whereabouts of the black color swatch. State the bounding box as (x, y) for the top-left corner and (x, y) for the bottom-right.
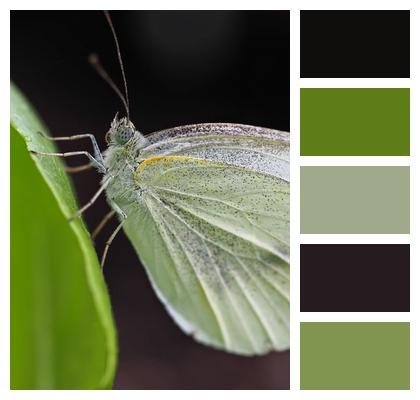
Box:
(300, 244), (410, 312)
(300, 10), (410, 78)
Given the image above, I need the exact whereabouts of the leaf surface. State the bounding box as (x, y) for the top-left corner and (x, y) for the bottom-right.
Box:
(10, 83), (117, 389)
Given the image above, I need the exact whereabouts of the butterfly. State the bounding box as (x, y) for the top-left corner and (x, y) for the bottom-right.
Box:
(33, 11), (290, 356)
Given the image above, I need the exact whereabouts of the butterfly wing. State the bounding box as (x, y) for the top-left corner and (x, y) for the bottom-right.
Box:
(122, 124), (289, 355)
(139, 123), (289, 181)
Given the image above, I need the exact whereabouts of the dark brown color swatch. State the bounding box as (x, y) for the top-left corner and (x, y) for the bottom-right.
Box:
(300, 244), (410, 312)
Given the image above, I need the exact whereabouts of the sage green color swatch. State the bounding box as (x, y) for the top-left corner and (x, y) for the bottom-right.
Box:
(300, 322), (410, 390)
(300, 166), (410, 233)
(300, 88), (410, 156)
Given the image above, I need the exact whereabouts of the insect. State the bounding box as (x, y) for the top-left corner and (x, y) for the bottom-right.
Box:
(33, 11), (289, 355)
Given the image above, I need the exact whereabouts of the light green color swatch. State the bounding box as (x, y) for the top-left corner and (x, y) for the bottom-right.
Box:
(300, 166), (410, 233)
(300, 322), (410, 390)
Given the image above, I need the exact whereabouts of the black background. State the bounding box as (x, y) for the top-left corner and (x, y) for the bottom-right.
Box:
(300, 244), (410, 312)
(11, 10), (290, 389)
(300, 10), (410, 78)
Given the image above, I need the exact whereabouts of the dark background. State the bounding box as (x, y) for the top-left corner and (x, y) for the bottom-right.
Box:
(301, 244), (410, 312)
(300, 10), (410, 78)
(11, 10), (290, 389)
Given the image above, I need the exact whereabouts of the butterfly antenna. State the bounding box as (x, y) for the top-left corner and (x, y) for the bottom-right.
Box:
(103, 10), (130, 120)
(88, 53), (129, 119)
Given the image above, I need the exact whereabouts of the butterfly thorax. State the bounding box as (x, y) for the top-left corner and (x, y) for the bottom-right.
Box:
(102, 116), (148, 208)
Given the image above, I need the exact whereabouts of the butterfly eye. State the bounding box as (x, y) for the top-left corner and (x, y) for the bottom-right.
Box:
(115, 129), (133, 145)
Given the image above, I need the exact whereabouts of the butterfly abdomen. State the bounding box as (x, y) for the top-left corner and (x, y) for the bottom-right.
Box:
(104, 147), (144, 209)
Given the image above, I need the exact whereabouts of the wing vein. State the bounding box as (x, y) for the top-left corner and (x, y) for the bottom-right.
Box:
(201, 240), (259, 352)
(167, 144), (289, 163)
(146, 192), (255, 259)
(234, 256), (288, 341)
(147, 191), (288, 352)
(159, 196), (290, 259)
(154, 186), (285, 218)
(145, 195), (230, 348)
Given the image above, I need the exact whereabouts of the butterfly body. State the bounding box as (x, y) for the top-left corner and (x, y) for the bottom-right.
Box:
(102, 117), (290, 355)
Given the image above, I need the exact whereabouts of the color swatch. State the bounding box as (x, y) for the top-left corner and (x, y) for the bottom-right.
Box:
(300, 322), (410, 390)
(300, 10), (410, 78)
(300, 244), (410, 312)
(300, 166), (410, 234)
(299, 9), (411, 392)
(300, 88), (410, 156)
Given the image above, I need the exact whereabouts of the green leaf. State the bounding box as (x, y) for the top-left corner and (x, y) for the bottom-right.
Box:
(10, 83), (117, 389)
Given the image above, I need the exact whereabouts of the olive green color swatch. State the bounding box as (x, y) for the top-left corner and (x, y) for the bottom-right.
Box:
(300, 322), (410, 390)
(300, 88), (410, 156)
(300, 166), (410, 234)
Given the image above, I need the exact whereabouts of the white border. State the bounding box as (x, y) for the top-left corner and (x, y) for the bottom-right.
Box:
(3, 0), (419, 398)
(300, 157), (410, 166)
(301, 79), (410, 88)
(300, 313), (411, 322)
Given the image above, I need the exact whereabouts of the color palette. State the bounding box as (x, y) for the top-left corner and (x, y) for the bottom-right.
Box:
(300, 11), (410, 78)
(299, 10), (411, 391)
(300, 244), (410, 312)
(300, 88), (410, 156)
(300, 166), (410, 234)
(300, 322), (410, 390)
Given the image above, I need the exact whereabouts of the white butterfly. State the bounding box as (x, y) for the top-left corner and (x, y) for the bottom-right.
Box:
(33, 12), (290, 356)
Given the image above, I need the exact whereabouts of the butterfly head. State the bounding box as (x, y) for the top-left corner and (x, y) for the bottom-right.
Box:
(106, 114), (137, 146)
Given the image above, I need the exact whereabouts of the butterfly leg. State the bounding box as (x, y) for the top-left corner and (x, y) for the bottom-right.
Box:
(92, 210), (116, 240)
(30, 149), (106, 173)
(65, 163), (93, 173)
(109, 199), (127, 219)
(37, 131), (105, 166)
(68, 176), (113, 221)
(100, 219), (125, 270)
